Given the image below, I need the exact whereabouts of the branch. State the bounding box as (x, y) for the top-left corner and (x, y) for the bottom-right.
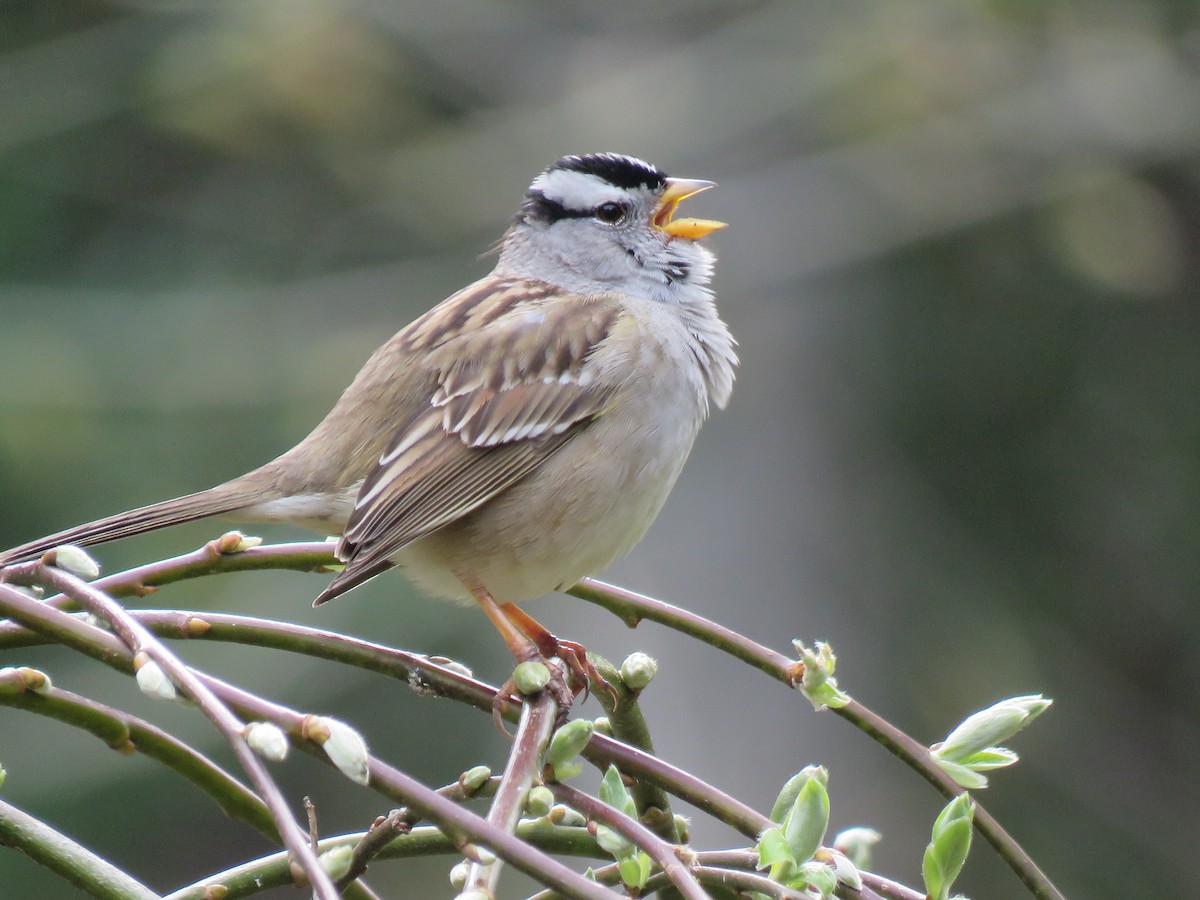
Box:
(551, 781), (708, 900)
(588, 653), (679, 841)
(0, 584), (614, 900)
(166, 822), (602, 900)
(570, 578), (1066, 900)
(339, 774), (499, 888)
(3, 563), (342, 900)
(0, 669), (277, 840)
(0, 797), (160, 900)
(463, 689), (560, 895)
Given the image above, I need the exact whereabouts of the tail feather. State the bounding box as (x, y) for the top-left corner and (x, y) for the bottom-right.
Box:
(0, 484), (263, 568)
(311, 557), (394, 606)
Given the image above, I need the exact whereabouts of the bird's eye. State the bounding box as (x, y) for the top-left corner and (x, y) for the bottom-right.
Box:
(593, 201), (628, 225)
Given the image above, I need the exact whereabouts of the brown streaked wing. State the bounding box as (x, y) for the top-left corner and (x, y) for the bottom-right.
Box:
(315, 289), (629, 603)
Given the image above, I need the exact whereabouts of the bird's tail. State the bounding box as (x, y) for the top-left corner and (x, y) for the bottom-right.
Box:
(0, 483), (265, 568)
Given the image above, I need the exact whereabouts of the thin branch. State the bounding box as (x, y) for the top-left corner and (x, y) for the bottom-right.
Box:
(0, 671), (277, 840)
(0, 797), (160, 900)
(551, 781), (709, 900)
(339, 775), (500, 889)
(166, 822), (602, 900)
(0, 584), (614, 900)
(464, 689), (560, 895)
(588, 653), (678, 841)
(0, 594), (768, 841)
(3, 563), (342, 900)
(40, 539), (340, 610)
(570, 578), (1066, 900)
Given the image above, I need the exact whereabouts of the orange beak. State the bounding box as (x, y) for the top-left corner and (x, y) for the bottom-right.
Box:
(654, 177), (727, 240)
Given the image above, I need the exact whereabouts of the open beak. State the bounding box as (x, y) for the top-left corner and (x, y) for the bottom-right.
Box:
(654, 177), (727, 240)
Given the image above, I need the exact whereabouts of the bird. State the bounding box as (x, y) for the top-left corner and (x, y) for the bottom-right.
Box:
(0, 152), (737, 689)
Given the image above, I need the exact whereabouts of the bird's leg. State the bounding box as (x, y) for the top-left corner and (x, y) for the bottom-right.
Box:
(500, 602), (617, 707)
(464, 581), (575, 722)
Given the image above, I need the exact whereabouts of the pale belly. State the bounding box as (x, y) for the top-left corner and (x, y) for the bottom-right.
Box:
(394, 380), (705, 605)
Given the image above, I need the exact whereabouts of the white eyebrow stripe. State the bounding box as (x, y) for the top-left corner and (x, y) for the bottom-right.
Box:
(530, 169), (628, 211)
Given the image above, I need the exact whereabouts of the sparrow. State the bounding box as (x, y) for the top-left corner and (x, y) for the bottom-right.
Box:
(0, 152), (737, 681)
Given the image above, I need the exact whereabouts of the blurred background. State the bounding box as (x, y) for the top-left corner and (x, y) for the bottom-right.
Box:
(1, 0), (1197, 897)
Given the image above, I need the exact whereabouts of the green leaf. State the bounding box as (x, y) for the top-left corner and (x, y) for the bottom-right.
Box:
(933, 757), (990, 789)
(769, 771), (807, 824)
(923, 840), (948, 900)
(546, 719), (594, 781)
(756, 826), (793, 869)
(782, 776), (829, 864)
(598, 765), (635, 817)
(960, 747), (1019, 771)
(923, 795), (975, 900)
(791, 640), (852, 709)
(595, 823), (635, 860)
(617, 853), (653, 889)
(796, 860), (837, 897)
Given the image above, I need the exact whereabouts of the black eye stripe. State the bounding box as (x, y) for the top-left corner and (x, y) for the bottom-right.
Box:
(521, 191), (594, 224)
(522, 192), (632, 226)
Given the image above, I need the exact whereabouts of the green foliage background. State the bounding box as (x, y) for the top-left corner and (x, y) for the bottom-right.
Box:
(1, 1), (1197, 897)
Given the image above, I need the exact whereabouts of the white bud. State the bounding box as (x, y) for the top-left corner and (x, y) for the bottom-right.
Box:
(312, 716), (370, 785)
(823, 848), (863, 890)
(448, 860), (469, 889)
(619, 652), (658, 691)
(833, 827), (882, 868)
(134, 658), (177, 702)
(934, 695), (1052, 763)
(243, 722), (289, 762)
(48, 545), (100, 580)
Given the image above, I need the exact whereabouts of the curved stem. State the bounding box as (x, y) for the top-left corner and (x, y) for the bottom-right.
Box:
(463, 690), (560, 895)
(551, 781), (709, 900)
(570, 578), (1066, 900)
(0, 673), (277, 840)
(2, 565), (341, 900)
(165, 822), (603, 900)
(0, 797), (160, 900)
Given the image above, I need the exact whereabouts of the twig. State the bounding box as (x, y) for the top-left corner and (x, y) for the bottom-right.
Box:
(0, 797), (161, 900)
(2, 564), (341, 900)
(588, 653), (678, 841)
(339, 776), (499, 889)
(571, 577), (1066, 900)
(166, 822), (602, 900)
(551, 781), (709, 900)
(464, 689), (561, 895)
(0, 584), (614, 900)
(0, 671), (277, 839)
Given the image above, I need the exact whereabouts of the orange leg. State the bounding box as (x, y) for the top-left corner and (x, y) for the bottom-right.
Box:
(462, 580), (576, 723)
(500, 603), (615, 707)
(470, 585), (543, 663)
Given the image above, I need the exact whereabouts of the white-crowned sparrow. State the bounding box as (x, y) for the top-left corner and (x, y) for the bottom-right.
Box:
(1, 152), (737, 671)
